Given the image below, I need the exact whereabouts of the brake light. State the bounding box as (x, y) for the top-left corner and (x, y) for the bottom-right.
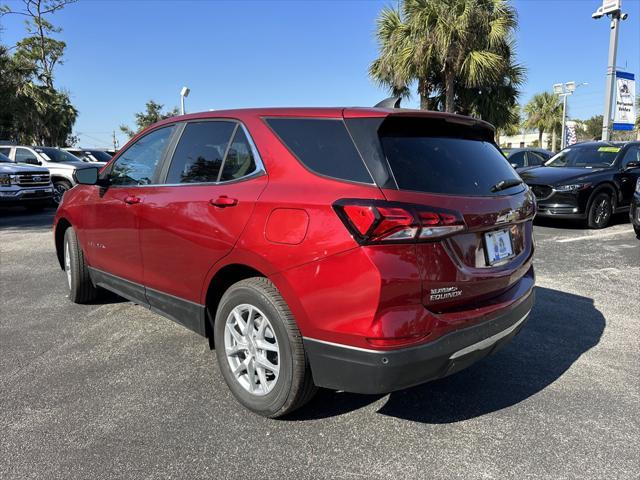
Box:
(334, 199), (466, 244)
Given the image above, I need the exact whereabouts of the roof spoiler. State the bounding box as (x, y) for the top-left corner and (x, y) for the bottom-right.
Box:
(374, 96), (402, 109)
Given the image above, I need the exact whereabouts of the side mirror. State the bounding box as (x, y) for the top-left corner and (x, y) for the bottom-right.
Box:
(25, 158), (40, 165)
(73, 167), (99, 185)
(624, 160), (640, 170)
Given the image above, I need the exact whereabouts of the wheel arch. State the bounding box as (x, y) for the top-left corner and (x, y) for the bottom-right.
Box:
(203, 263), (268, 347)
(54, 217), (72, 269)
(588, 182), (619, 209)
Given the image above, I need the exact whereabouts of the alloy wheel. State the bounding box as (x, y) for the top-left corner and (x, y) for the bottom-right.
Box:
(64, 240), (72, 290)
(594, 198), (610, 226)
(53, 184), (67, 205)
(224, 303), (280, 396)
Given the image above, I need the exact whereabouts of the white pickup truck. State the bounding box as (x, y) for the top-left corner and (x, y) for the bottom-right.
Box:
(0, 151), (53, 211)
(0, 145), (106, 205)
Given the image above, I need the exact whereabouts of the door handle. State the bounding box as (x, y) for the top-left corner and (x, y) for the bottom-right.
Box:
(209, 196), (238, 208)
(124, 195), (142, 205)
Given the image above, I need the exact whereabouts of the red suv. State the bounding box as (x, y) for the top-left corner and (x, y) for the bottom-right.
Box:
(54, 107), (536, 417)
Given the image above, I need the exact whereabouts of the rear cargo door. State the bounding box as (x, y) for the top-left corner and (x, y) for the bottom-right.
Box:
(347, 114), (536, 309)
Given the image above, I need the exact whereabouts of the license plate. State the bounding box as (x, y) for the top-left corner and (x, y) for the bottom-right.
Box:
(484, 229), (514, 265)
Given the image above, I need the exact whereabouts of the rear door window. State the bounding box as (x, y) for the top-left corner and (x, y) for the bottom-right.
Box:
(380, 134), (522, 196)
(266, 118), (373, 184)
(165, 121), (236, 184)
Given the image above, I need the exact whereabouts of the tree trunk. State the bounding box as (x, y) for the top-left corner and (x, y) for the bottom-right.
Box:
(552, 128), (557, 152)
(418, 78), (429, 110)
(445, 69), (455, 113)
(538, 129), (543, 147)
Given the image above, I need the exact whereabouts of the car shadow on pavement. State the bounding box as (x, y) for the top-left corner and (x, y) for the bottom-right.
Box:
(290, 286), (605, 422)
(0, 207), (56, 230)
(534, 213), (629, 230)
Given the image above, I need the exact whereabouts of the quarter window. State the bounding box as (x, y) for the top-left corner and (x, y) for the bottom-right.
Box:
(220, 127), (257, 181)
(110, 126), (175, 186)
(166, 121), (236, 184)
(266, 118), (373, 184)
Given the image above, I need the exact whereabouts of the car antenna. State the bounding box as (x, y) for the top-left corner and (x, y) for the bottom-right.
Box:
(374, 96), (402, 109)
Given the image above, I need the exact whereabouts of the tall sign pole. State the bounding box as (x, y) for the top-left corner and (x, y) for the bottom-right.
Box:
(601, 11), (620, 141)
(592, 0), (628, 141)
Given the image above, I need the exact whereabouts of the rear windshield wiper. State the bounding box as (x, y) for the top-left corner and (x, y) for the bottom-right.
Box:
(490, 178), (523, 193)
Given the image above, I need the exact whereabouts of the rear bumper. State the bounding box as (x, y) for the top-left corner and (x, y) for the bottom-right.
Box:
(304, 287), (534, 394)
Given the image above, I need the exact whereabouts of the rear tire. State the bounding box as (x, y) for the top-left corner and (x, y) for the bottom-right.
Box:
(63, 227), (98, 303)
(214, 277), (316, 418)
(587, 192), (613, 229)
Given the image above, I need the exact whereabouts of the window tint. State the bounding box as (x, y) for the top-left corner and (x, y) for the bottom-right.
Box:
(110, 126), (175, 186)
(0, 152), (10, 162)
(546, 145), (619, 168)
(381, 136), (521, 196)
(527, 152), (545, 166)
(621, 146), (640, 167)
(508, 151), (526, 168)
(220, 127), (257, 181)
(35, 147), (81, 163)
(267, 118), (372, 183)
(166, 121), (235, 184)
(0, 147), (10, 156)
(15, 148), (38, 164)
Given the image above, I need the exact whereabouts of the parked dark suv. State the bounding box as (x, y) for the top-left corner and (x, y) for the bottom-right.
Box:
(54, 107), (536, 417)
(520, 141), (640, 228)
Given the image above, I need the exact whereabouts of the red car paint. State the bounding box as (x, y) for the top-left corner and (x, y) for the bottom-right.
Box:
(54, 107), (535, 354)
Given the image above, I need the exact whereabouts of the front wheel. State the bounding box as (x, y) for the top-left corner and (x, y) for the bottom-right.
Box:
(63, 227), (98, 303)
(214, 277), (316, 418)
(53, 180), (72, 206)
(587, 192), (613, 229)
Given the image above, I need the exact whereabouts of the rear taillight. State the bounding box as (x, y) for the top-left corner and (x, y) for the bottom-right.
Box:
(334, 199), (465, 244)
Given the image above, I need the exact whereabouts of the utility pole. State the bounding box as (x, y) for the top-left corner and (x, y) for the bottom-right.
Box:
(112, 130), (118, 151)
(592, 0), (629, 141)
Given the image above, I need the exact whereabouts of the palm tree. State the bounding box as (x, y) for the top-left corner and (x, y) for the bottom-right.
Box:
(369, 0), (523, 124)
(524, 92), (562, 149)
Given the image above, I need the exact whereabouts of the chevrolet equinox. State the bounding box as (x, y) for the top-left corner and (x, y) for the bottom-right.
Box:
(54, 106), (536, 417)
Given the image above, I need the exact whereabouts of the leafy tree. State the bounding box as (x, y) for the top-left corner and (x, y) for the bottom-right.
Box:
(582, 115), (603, 140)
(370, 0), (524, 127)
(524, 92), (562, 149)
(120, 100), (179, 138)
(0, 0), (77, 145)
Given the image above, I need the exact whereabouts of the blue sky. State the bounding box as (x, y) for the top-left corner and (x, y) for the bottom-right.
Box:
(1, 0), (639, 148)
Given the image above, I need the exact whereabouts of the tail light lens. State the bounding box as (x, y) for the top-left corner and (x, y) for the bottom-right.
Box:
(334, 199), (465, 244)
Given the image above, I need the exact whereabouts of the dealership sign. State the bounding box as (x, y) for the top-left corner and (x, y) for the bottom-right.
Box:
(613, 70), (636, 131)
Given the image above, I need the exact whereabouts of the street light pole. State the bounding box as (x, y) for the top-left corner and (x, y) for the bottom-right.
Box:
(601, 11), (620, 141)
(561, 94), (568, 150)
(180, 86), (190, 115)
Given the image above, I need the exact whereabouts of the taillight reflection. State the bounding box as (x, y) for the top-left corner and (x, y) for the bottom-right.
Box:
(334, 199), (466, 244)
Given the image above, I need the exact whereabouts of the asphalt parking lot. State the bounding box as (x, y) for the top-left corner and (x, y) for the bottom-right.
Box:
(1, 207), (638, 480)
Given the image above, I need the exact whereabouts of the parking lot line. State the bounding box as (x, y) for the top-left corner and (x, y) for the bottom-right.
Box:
(556, 228), (636, 243)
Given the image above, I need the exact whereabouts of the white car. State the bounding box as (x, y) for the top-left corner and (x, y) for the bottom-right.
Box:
(0, 145), (106, 205)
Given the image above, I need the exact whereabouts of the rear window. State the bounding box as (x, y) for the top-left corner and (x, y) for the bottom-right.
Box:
(381, 134), (522, 196)
(266, 118), (373, 184)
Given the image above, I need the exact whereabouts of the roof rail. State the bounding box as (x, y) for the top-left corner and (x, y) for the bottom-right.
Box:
(374, 96), (402, 109)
